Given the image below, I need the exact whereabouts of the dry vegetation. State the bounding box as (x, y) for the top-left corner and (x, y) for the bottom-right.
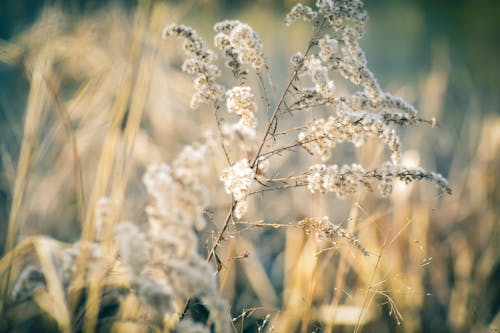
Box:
(0, 1), (498, 333)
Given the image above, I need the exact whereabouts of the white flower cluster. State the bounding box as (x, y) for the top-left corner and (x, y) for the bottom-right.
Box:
(307, 163), (366, 199)
(172, 140), (212, 186)
(316, 0), (367, 34)
(315, 0), (335, 18)
(318, 34), (338, 62)
(298, 110), (401, 163)
(214, 20), (264, 70)
(299, 216), (368, 255)
(163, 24), (225, 109)
(115, 221), (151, 276)
(226, 86), (258, 129)
(144, 160), (208, 235)
(303, 55), (336, 99)
(285, 3), (318, 26)
(112, 136), (231, 332)
(333, 26), (380, 98)
(367, 162), (452, 197)
(220, 159), (255, 218)
(214, 22), (247, 80)
(305, 162), (451, 199)
(287, 0), (382, 104)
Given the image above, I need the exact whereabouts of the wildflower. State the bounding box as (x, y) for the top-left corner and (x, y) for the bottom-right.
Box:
(233, 199), (250, 219)
(214, 20), (241, 34)
(215, 21), (265, 70)
(299, 216), (368, 255)
(315, 0), (335, 18)
(285, 3), (318, 26)
(115, 221), (151, 276)
(298, 110), (401, 163)
(318, 34), (338, 62)
(307, 163), (365, 199)
(220, 159), (255, 218)
(163, 24), (205, 56)
(226, 86), (258, 129)
(163, 24), (225, 109)
(144, 146), (209, 233)
(172, 142), (210, 186)
(366, 162), (452, 196)
(303, 55), (336, 99)
(214, 31), (248, 80)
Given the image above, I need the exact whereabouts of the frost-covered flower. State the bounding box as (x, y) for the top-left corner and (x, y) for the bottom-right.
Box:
(299, 216), (368, 255)
(318, 35), (338, 62)
(233, 199), (250, 219)
(163, 24), (225, 109)
(220, 159), (255, 218)
(285, 3), (318, 26)
(298, 110), (401, 163)
(216, 21), (265, 70)
(226, 86), (257, 129)
(144, 138), (211, 233)
(220, 159), (255, 202)
(115, 221), (151, 276)
(366, 162), (452, 196)
(303, 55), (335, 99)
(307, 163), (365, 198)
(214, 31), (248, 80)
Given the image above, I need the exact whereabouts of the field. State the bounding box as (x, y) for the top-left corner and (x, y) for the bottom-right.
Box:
(0, 1), (498, 332)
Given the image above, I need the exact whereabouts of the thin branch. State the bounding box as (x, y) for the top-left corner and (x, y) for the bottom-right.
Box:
(250, 32), (320, 169)
(180, 203), (235, 319)
(249, 183), (308, 196)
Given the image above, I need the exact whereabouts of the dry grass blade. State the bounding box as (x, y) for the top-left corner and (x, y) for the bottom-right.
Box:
(73, 2), (154, 333)
(1, 39), (55, 315)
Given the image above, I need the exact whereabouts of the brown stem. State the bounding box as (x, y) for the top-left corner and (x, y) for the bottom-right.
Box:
(180, 203), (235, 319)
(250, 40), (316, 169)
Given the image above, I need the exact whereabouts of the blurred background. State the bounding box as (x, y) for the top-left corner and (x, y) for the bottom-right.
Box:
(0, 0), (498, 332)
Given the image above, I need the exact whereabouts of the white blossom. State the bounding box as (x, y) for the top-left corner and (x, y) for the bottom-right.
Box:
(220, 159), (255, 218)
(220, 159), (255, 202)
(285, 3), (318, 26)
(307, 163), (365, 198)
(226, 86), (258, 129)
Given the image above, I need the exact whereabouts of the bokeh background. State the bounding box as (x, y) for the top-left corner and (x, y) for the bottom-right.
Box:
(0, 0), (498, 332)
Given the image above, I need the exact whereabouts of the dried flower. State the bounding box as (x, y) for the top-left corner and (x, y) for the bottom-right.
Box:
(285, 3), (318, 26)
(305, 162), (451, 198)
(226, 86), (258, 129)
(303, 55), (336, 99)
(299, 216), (368, 255)
(214, 31), (248, 80)
(298, 110), (401, 163)
(163, 24), (225, 109)
(220, 159), (255, 218)
(115, 221), (151, 276)
(366, 162), (452, 196)
(318, 34), (338, 62)
(214, 21), (265, 70)
(307, 163), (366, 199)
